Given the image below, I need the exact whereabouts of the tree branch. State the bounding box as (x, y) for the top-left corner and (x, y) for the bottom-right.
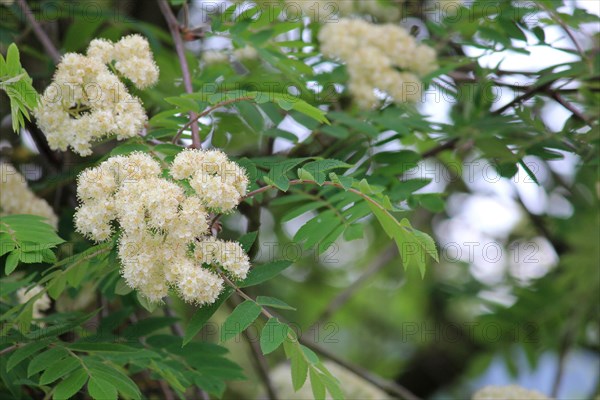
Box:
(536, 1), (586, 61)
(493, 81), (554, 115)
(0, 344), (18, 357)
(157, 0), (201, 149)
(16, 0), (61, 64)
(548, 91), (595, 126)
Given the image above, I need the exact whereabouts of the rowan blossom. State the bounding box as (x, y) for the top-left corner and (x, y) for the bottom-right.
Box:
(291, 0), (402, 22)
(111, 35), (160, 89)
(17, 285), (51, 320)
(202, 46), (258, 65)
(35, 35), (158, 156)
(319, 19), (437, 108)
(74, 151), (250, 305)
(171, 149), (249, 213)
(202, 50), (229, 65)
(0, 163), (58, 228)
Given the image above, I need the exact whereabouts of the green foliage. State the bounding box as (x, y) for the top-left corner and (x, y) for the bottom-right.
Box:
(220, 300), (262, 342)
(1, 0), (598, 399)
(283, 335), (344, 399)
(0, 44), (39, 133)
(0, 215), (64, 275)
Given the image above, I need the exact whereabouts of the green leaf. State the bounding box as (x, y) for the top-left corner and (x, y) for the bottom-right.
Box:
(260, 318), (289, 355)
(87, 377), (117, 400)
(48, 274), (67, 299)
(53, 369), (88, 400)
(318, 364), (345, 400)
(264, 157), (311, 191)
(165, 96), (201, 113)
(329, 173), (353, 191)
(109, 143), (150, 156)
(366, 202), (438, 276)
(409, 193), (446, 213)
(63, 19), (103, 51)
(235, 101), (264, 132)
(67, 343), (139, 353)
(5, 250), (20, 275)
(220, 300), (262, 342)
(137, 292), (158, 313)
(310, 369), (326, 400)
(39, 356), (79, 385)
(6, 341), (49, 372)
(263, 128), (298, 142)
(114, 278), (133, 295)
(85, 360), (141, 400)
(240, 260), (292, 287)
(238, 231), (258, 253)
(301, 159), (350, 185)
(193, 375), (226, 397)
(300, 345), (319, 364)
(288, 342), (309, 390)
(282, 201), (322, 222)
(0, 238), (16, 257)
(28, 347), (69, 377)
(154, 143), (184, 156)
(343, 224), (364, 241)
(256, 296), (296, 310)
(518, 159), (540, 185)
(183, 287), (233, 346)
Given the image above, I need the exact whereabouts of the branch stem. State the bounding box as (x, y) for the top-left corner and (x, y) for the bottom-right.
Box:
(16, 0), (61, 64)
(157, 0), (201, 149)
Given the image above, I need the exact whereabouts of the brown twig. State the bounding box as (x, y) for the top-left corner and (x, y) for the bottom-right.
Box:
(493, 81), (554, 115)
(157, 0), (201, 149)
(15, 0), (61, 64)
(171, 96), (253, 144)
(421, 138), (459, 158)
(0, 344), (18, 356)
(536, 1), (586, 61)
(549, 91), (594, 126)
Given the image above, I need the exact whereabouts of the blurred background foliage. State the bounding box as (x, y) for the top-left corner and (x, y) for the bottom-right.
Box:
(1, 0), (599, 399)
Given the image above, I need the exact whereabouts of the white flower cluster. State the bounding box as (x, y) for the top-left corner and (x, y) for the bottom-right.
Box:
(74, 151), (251, 305)
(171, 149), (249, 212)
(17, 285), (51, 320)
(34, 35), (158, 156)
(0, 163), (58, 228)
(88, 35), (160, 89)
(291, 0), (402, 22)
(202, 46), (258, 65)
(472, 385), (549, 400)
(319, 19), (437, 108)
